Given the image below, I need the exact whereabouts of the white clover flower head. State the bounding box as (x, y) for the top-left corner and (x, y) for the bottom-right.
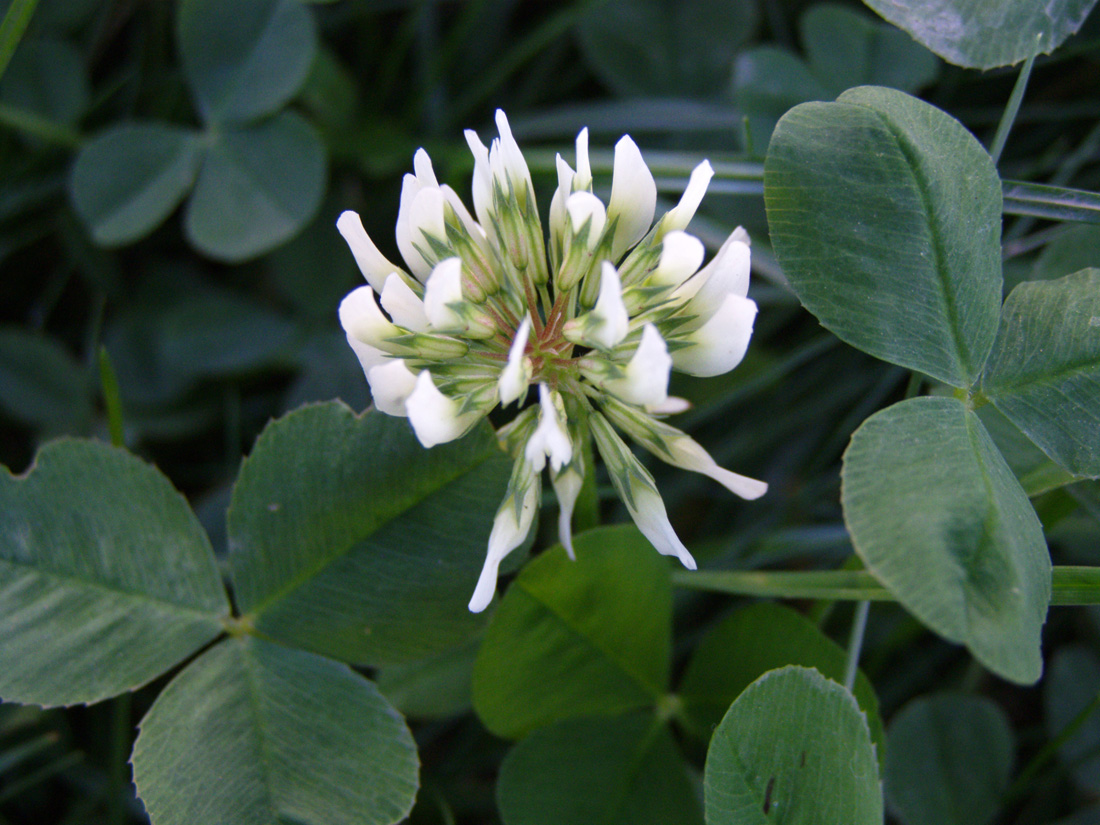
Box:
(337, 109), (766, 612)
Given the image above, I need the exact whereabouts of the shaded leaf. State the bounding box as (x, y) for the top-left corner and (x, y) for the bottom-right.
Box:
(983, 269), (1100, 478)
(132, 635), (418, 825)
(765, 86), (1002, 387)
(472, 525), (670, 739)
(862, 0), (1099, 69)
(228, 403), (510, 666)
(376, 637), (479, 720)
(705, 666), (882, 824)
(884, 694), (1013, 825)
(841, 396), (1050, 684)
(0, 440), (228, 707)
(70, 123), (203, 247)
(0, 37), (87, 123)
(1044, 645), (1100, 792)
(498, 712), (703, 825)
(0, 327), (91, 432)
(177, 0), (316, 124)
(576, 0), (759, 97)
(678, 602), (884, 757)
(185, 111), (326, 262)
(801, 4), (938, 94)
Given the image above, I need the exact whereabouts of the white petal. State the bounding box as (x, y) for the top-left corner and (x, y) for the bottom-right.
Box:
(675, 230), (751, 306)
(590, 262), (629, 349)
(366, 359), (418, 417)
(607, 135), (656, 259)
(667, 435), (768, 500)
(646, 396), (691, 415)
(661, 160), (714, 232)
(652, 230), (705, 287)
(345, 334), (387, 377)
(605, 323), (670, 407)
(549, 154), (575, 248)
(380, 273), (429, 332)
(498, 317), (532, 405)
(339, 286), (399, 349)
(395, 174), (431, 280)
(408, 186), (446, 247)
(405, 370), (479, 448)
(524, 384), (572, 473)
(494, 109), (534, 206)
(672, 294), (757, 377)
(575, 127), (592, 190)
(551, 468), (582, 560)
(441, 184), (487, 245)
(464, 129), (493, 228)
(412, 147), (438, 188)
(336, 211), (403, 293)
(566, 191), (607, 252)
(469, 470), (539, 612)
(626, 482), (696, 570)
(423, 258), (465, 331)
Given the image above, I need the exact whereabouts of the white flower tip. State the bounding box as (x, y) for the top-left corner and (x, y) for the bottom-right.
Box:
(646, 396), (691, 416)
(336, 209), (362, 235)
(413, 147), (437, 186)
(679, 549), (698, 570)
(468, 558), (500, 612)
(738, 478), (768, 500)
(337, 211), (394, 293)
(559, 515), (575, 560)
(608, 134), (657, 258)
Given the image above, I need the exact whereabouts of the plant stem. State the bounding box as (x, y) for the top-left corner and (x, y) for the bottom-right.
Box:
(106, 693), (131, 825)
(843, 600), (870, 692)
(0, 102), (82, 147)
(989, 51), (1037, 165)
(98, 347), (125, 448)
(672, 566), (1100, 606)
(0, 0), (38, 82)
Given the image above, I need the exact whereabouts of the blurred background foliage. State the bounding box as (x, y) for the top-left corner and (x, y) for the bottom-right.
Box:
(1, 0), (1099, 823)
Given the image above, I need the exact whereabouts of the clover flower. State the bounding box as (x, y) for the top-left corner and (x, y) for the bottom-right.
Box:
(338, 110), (766, 613)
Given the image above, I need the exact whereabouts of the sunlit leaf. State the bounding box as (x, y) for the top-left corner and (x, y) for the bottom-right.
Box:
(842, 396), (1050, 684)
(132, 636), (418, 825)
(983, 269), (1100, 478)
(228, 403), (510, 667)
(862, 0), (1099, 69)
(765, 86), (1002, 387)
(472, 525), (670, 739)
(0, 440), (228, 707)
(705, 666), (882, 824)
